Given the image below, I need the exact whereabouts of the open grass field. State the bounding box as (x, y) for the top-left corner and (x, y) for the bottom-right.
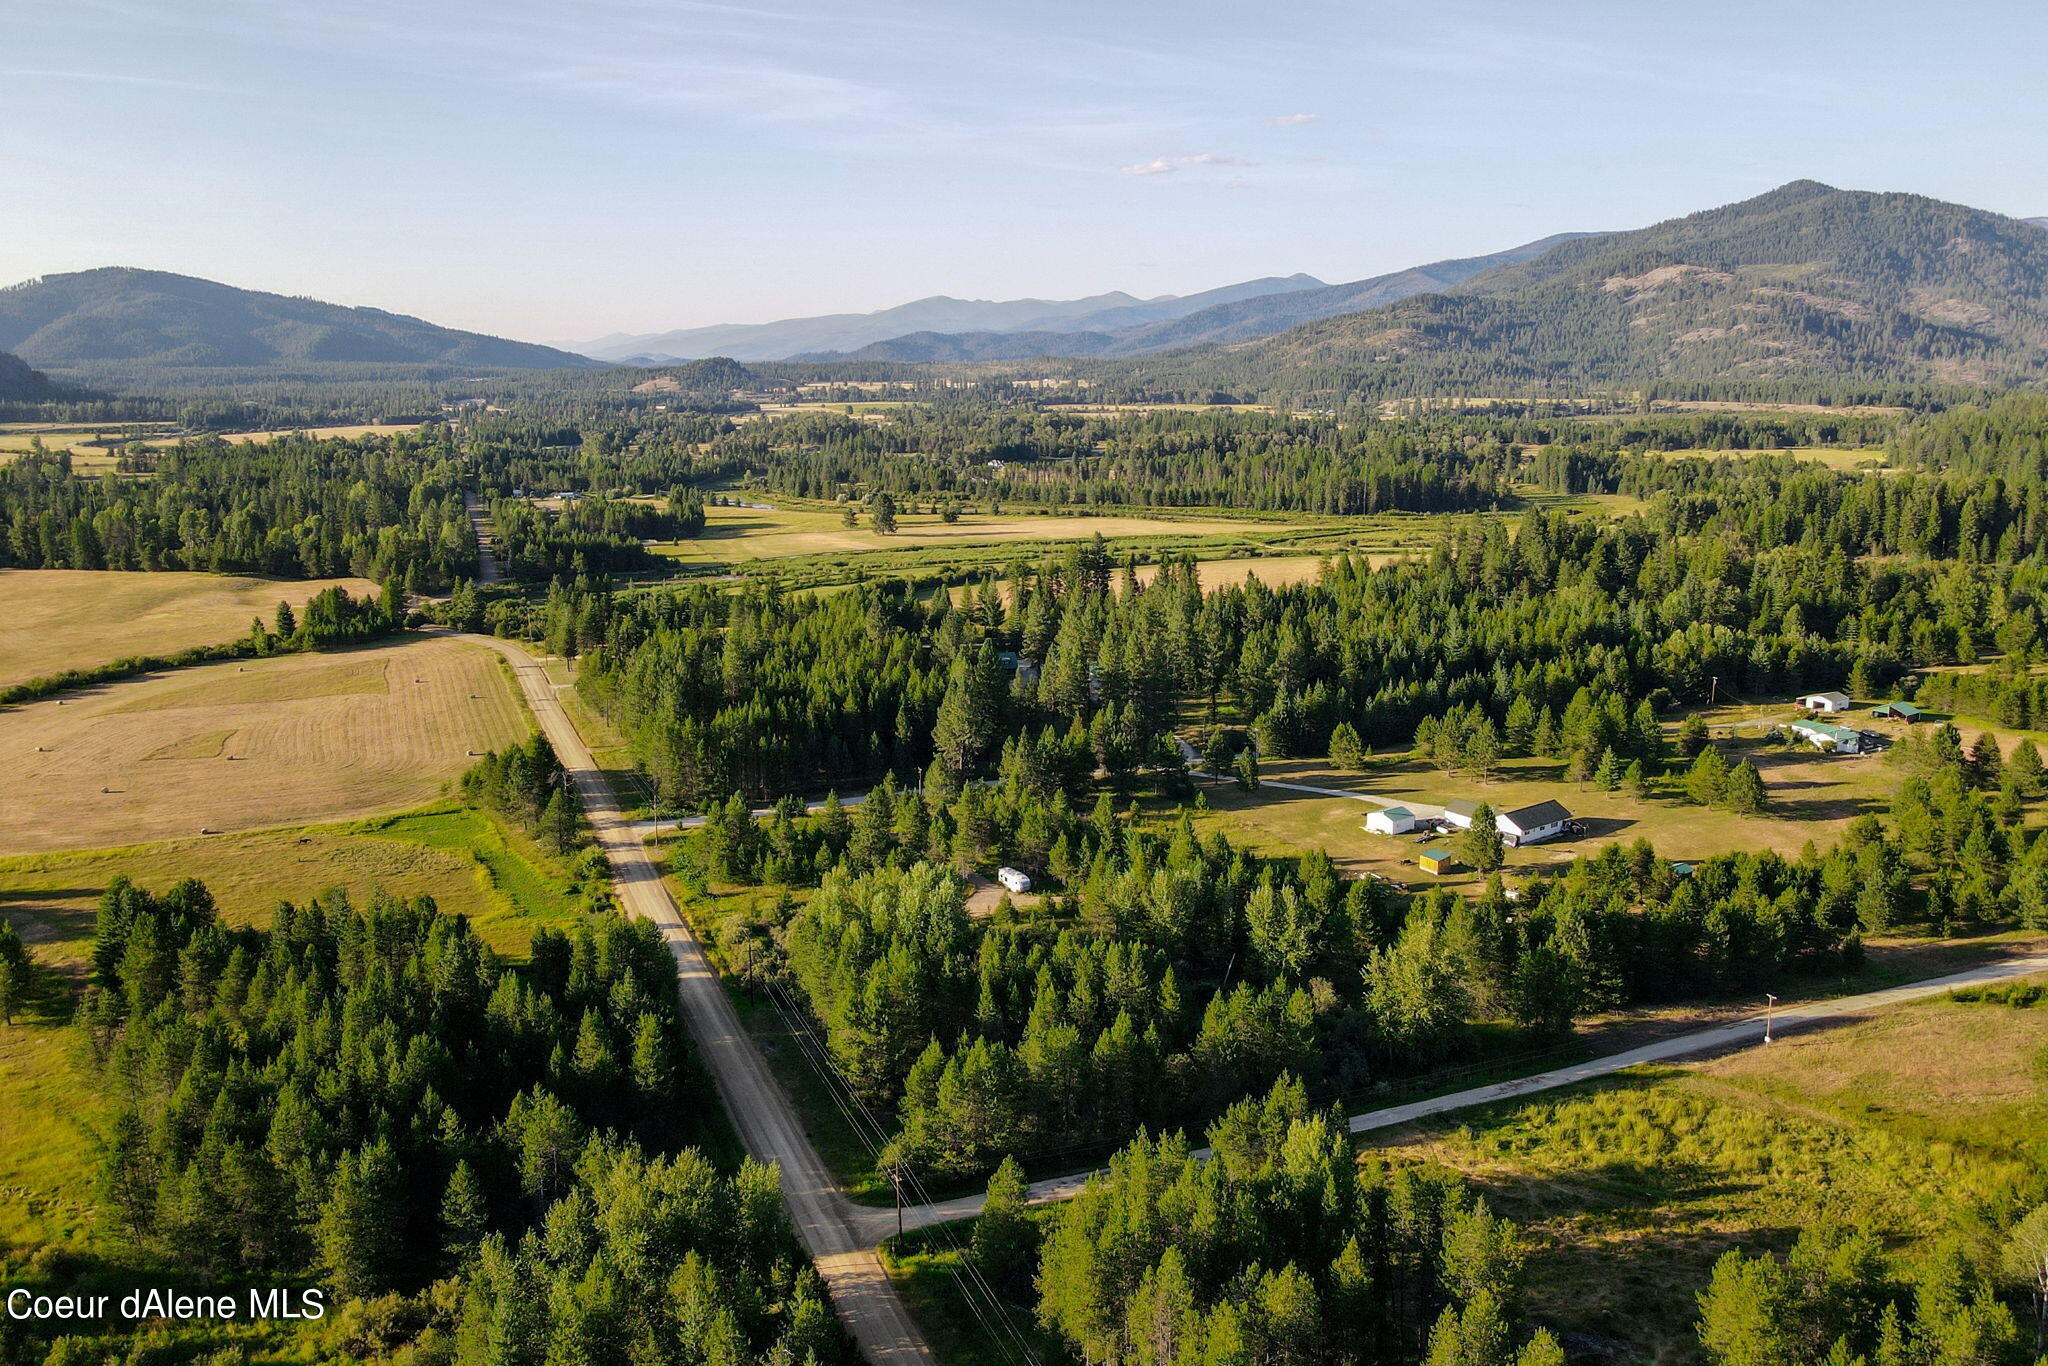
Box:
(651, 503), (1300, 564)
(138, 422), (423, 447)
(1636, 445), (1894, 471)
(1378, 980), (2048, 1363)
(0, 805), (586, 962)
(0, 634), (525, 853)
(0, 568), (380, 687)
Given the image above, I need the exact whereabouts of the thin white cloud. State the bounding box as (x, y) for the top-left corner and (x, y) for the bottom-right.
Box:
(1265, 112), (1317, 126)
(1, 67), (228, 93)
(1123, 152), (1250, 175)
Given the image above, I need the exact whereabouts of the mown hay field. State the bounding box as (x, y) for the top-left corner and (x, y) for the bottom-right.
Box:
(652, 503), (1299, 564)
(0, 568), (380, 687)
(0, 634), (524, 853)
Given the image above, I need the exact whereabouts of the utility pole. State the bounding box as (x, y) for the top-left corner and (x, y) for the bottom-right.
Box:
(1709, 675), (1719, 707)
(893, 1165), (904, 1240)
(1764, 993), (1778, 1044)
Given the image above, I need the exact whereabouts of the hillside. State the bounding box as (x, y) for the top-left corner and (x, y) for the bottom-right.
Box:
(0, 351), (56, 401)
(1187, 181), (2048, 397)
(808, 233), (1593, 361)
(586, 274), (1328, 362)
(0, 268), (600, 375)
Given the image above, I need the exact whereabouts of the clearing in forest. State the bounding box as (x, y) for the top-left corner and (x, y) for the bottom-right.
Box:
(0, 568), (380, 688)
(0, 634), (524, 853)
(650, 502), (1299, 563)
(1379, 983), (2048, 1362)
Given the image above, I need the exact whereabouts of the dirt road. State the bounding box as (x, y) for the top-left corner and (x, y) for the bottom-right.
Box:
(460, 633), (933, 1363)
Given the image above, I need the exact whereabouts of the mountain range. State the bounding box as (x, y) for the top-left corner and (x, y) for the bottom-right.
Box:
(581, 274), (1333, 363)
(0, 268), (599, 375)
(809, 233), (1596, 362)
(1132, 182), (2048, 397)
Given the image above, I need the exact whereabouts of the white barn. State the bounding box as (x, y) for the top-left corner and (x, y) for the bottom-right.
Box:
(1364, 806), (1417, 835)
(1440, 798), (1479, 830)
(1798, 691), (1852, 714)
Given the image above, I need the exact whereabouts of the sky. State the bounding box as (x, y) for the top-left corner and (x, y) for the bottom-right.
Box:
(4, 0), (2047, 345)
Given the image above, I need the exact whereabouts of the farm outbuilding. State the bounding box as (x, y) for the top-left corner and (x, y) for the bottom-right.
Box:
(1873, 701), (1923, 722)
(1440, 798), (1479, 830)
(1364, 806), (1417, 835)
(1498, 800), (1573, 847)
(1792, 720), (1864, 754)
(1417, 846), (1458, 875)
(1798, 691), (1852, 713)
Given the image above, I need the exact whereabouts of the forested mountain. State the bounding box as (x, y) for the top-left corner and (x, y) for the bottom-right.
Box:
(816, 233), (1594, 361)
(584, 275), (1329, 363)
(0, 268), (601, 376)
(1166, 181), (2048, 399)
(0, 349), (56, 399)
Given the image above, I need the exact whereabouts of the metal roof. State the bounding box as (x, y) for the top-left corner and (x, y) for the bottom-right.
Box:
(1501, 799), (1572, 829)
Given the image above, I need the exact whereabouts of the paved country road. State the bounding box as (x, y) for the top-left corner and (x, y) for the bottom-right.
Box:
(455, 633), (935, 1364)
(889, 946), (2048, 1234)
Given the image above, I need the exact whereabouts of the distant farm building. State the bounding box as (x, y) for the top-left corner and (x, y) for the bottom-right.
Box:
(1798, 691), (1852, 713)
(1417, 846), (1458, 875)
(1441, 799), (1479, 830)
(1792, 719), (1865, 754)
(996, 867), (1033, 894)
(1365, 806), (1417, 835)
(1873, 701), (1923, 722)
(1498, 800), (1573, 847)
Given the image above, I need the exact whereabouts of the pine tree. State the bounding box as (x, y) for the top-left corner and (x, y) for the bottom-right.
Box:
(1329, 721), (1366, 772)
(1234, 745), (1261, 792)
(970, 1156), (1037, 1296)
(1594, 748), (1623, 791)
(0, 921), (28, 1025)
(1724, 760), (1768, 814)
(1459, 804), (1504, 873)
(1677, 712), (1710, 759)
(317, 1139), (405, 1299)
(1685, 749), (1729, 807)
(440, 1160), (488, 1271)
(2009, 739), (2045, 799)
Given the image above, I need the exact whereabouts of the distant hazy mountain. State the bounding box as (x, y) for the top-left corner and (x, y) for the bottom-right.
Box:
(2029, 217), (2048, 229)
(0, 268), (600, 373)
(0, 350), (57, 400)
(584, 275), (1329, 363)
(810, 234), (1594, 362)
(1176, 182), (2048, 395)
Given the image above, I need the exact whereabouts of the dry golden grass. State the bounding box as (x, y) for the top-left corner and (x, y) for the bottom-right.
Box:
(0, 635), (525, 854)
(652, 503), (1295, 563)
(1379, 983), (2048, 1362)
(137, 422), (422, 447)
(0, 569), (380, 687)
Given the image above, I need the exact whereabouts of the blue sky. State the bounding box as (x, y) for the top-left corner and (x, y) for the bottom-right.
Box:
(4, 0), (2045, 344)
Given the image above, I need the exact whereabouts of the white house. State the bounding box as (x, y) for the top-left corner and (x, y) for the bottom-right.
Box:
(1498, 800), (1573, 847)
(1791, 720), (1864, 754)
(996, 867), (1033, 894)
(1365, 806), (1417, 835)
(1798, 691), (1852, 714)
